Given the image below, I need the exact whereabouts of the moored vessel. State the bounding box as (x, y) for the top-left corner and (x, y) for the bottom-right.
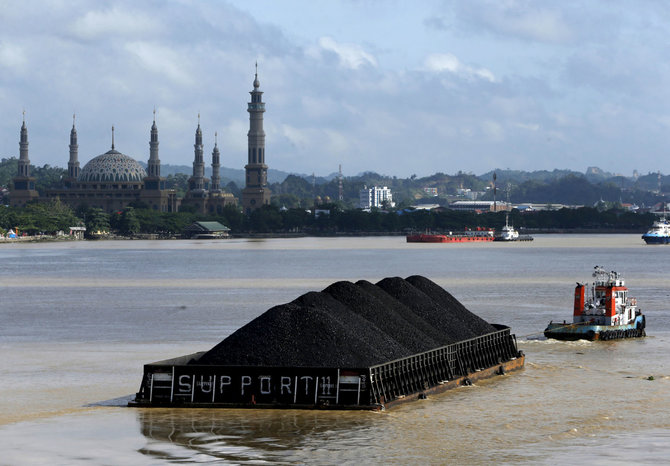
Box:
(544, 266), (646, 341)
(494, 213), (533, 242)
(407, 228), (495, 243)
(642, 217), (670, 244)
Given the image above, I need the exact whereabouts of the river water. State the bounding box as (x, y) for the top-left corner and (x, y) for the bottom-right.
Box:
(1, 235), (669, 464)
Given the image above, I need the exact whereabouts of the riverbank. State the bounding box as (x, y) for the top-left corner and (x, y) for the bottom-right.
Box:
(0, 227), (649, 243)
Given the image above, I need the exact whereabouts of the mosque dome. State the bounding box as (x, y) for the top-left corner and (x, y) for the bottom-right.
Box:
(78, 149), (147, 183)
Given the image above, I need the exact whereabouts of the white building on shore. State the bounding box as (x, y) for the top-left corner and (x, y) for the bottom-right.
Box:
(359, 186), (395, 209)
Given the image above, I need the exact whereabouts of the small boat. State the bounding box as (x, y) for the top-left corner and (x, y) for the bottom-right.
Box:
(498, 222), (519, 241)
(494, 213), (533, 242)
(544, 266), (646, 341)
(642, 217), (670, 244)
(407, 228), (495, 243)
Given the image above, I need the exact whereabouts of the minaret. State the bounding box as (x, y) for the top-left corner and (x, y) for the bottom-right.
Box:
(211, 132), (221, 193)
(188, 114), (205, 192)
(241, 63), (271, 213)
(140, 110), (169, 211)
(18, 111), (30, 178)
(148, 109), (160, 178)
(10, 111), (39, 206)
(67, 114), (80, 183)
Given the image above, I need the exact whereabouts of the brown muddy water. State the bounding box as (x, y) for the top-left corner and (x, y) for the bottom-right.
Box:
(1, 235), (669, 464)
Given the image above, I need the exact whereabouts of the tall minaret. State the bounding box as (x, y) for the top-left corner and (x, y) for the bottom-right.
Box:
(211, 132), (221, 193)
(147, 109), (160, 178)
(241, 64), (271, 213)
(18, 111), (30, 178)
(141, 110), (168, 210)
(10, 111), (39, 206)
(67, 114), (80, 182)
(189, 114), (205, 192)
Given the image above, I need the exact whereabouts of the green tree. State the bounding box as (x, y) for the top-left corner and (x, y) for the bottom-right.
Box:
(84, 208), (111, 236)
(115, 207), (140, 235)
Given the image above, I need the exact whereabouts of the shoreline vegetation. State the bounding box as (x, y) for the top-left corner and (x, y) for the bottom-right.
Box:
(0, 227), (648, 243)
(0, 199), (655, 242)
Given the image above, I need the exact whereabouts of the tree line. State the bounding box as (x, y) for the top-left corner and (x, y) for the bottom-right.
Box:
(0, 200), (655, 238)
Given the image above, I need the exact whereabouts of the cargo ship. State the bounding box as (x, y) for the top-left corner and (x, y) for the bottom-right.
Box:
(131, 276), (524, 410)
(406, 228), (495, 243)
(544, 266), (646, 341)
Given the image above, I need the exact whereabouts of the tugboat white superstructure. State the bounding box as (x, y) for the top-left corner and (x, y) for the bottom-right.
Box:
(544, 266), (646, 341)
(499, 214), (519, 241)
(494, 213), (533, 242)
(642, 217), (670, 244)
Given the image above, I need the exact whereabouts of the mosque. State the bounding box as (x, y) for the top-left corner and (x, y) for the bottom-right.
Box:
(10, 68), (271, 215)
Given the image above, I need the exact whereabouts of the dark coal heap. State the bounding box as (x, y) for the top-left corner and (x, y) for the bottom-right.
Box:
(194, 276), (496, 368)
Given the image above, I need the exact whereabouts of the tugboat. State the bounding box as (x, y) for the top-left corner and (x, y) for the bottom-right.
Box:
(497, 214), (519, 241)
(544, 266), (646, 341)
(494, 213), (533, 242)
(642, 216), (670, 244)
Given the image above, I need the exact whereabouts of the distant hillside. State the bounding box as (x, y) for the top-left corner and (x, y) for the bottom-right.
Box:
(2, 156), (669, 208)
(479, 168), (580, 185)
(480, 167), (670, 199)
(151, 163), (301, 187)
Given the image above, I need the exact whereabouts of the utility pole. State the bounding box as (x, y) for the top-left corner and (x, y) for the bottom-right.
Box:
(493, 172), (497, 212)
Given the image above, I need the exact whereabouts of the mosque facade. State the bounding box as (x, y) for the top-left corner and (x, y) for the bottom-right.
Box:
(10, 69), (270, 214)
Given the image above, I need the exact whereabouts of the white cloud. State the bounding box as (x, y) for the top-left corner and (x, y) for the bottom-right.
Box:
(424, 53), (496, 82)
(315, 36), (377, 69)
(301, 95), (337, 119)
(125, 41), (194, 86)
(280, 124), (312, 150)
(481, 120), (504, 141)
(71, 6), (162, 41)
(458, 1), (573, 44)
(277, 124), (351, 169)
(0, 41), (27, 69)
(515, 122), (540, 131)
(495, 8), (571, 43)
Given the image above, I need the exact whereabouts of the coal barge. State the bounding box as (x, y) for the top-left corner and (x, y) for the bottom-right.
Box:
(131, 276), (524, 410)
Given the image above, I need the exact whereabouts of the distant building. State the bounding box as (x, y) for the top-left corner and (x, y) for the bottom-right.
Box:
(422, 187), (438, 197)
(514, 203), (572, 211)
(41, 116), (178, 213)
(410, 203), (442, 211)
(183, 221), (231, 239)
(8, 69), (274, 213)
(449, 201), (510, 212)
(359, 186), (395, 209)
(456, 188), (484, 200)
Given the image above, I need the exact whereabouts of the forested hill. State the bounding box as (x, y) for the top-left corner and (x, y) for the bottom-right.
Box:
(1, 156), (667, 208)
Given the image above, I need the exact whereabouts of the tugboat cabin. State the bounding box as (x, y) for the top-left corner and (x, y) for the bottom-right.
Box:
(573, 267), (638, 326)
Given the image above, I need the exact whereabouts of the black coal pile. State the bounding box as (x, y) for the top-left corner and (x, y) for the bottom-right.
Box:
(194, 276), (497, 368)
(405, 275), (495, 336)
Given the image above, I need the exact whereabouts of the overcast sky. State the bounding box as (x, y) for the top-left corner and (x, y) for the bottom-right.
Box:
(1, 0), (670, 178)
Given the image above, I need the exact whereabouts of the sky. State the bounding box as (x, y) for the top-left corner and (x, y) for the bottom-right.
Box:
(1, 0), (670, 179)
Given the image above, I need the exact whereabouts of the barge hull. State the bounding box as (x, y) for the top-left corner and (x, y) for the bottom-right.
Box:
(131, 326), (523, 410)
